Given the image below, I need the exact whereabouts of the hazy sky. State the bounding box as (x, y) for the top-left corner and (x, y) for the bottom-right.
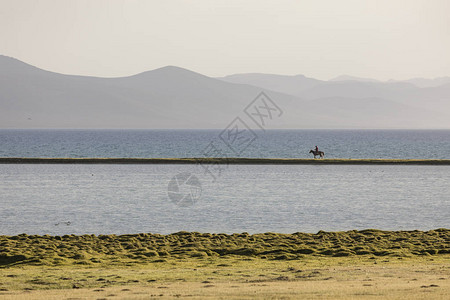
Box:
(1, 0), (449, 80)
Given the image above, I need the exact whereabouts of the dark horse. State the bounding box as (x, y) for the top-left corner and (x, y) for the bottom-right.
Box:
(309, 149), (325, 159)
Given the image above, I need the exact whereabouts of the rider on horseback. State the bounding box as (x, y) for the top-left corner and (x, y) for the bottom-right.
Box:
(309, 146), (324, 158)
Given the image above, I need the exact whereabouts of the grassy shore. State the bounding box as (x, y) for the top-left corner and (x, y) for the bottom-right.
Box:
(1, 256), (449, 299)
(1, 157), (450, 164)
(1, 230), (449, 299)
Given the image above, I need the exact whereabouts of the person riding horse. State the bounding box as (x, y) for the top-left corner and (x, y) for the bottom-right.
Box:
(310, 146), (324, 158)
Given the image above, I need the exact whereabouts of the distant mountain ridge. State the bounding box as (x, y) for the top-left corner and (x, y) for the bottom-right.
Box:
(218, 72), (450, 119)
(1, 55), (449, 129)
(392, 77), (450, 88)
(329, 75), (380, 83)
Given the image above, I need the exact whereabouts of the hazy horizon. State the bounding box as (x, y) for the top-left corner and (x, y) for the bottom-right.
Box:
(2, 54), (449, 129)
(1, 1), (449, 129)
(1, 0), (449, 80)
(3, 54), (450, 83)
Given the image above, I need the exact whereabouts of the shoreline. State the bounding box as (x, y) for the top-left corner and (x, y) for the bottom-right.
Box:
(1, 157), (450, 165)
(2, 256), (449, 299)
(1, 229), (448, 267)
(2, 229), (448, 299)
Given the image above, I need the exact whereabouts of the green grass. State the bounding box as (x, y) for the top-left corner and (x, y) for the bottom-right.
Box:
(1, 157), (450, 164)
(1, 229), (448, 268)
(1, 231), (449, 298)
(0, 254), (448, 298)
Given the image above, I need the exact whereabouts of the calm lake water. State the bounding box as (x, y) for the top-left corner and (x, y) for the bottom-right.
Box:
(1, 129), (450, 159)
(0, 164), (448, 235)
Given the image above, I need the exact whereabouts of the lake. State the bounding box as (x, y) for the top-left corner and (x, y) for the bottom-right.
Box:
(1, 129), (450, 159)
(0, 163), (448, 235)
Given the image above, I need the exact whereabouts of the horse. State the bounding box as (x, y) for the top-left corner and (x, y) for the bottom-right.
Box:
(309, 149), (325, 159)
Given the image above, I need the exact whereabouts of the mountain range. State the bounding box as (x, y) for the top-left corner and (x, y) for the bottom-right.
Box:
(1, 55), (449, 129)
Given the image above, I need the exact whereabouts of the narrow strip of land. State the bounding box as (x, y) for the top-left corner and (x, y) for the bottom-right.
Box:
(1, 157), (450, 164)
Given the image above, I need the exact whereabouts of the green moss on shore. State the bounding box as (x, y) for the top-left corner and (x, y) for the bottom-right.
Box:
(1, 229), (448, 267)
(1, 157), (450, 164)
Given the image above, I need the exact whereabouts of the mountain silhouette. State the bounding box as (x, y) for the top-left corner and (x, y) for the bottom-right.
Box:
(1, 55), (449, 129)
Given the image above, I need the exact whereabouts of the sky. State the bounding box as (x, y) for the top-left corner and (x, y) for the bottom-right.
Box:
(1, 0), (449, 80)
